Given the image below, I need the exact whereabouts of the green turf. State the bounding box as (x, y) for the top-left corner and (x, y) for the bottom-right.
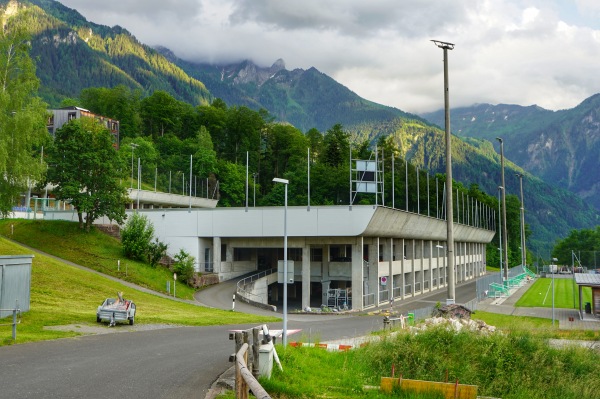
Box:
(516, 277), (592, 308)
(0, 235), (278, 346)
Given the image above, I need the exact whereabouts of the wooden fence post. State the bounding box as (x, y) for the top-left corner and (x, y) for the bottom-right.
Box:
(252, 327), (260, 379)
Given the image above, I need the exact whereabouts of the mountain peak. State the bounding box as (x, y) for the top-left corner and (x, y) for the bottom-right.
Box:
(270, 58), (285, 72)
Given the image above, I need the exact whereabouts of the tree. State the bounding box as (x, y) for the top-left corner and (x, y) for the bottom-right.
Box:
(0, 11), (49, 215)
(46, 117), (129, 230)
(321, 123), (350, 167)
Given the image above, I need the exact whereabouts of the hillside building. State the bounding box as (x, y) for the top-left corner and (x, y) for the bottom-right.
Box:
(47, 106), (120, 149)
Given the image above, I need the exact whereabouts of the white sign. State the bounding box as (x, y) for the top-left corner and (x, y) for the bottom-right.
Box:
(380, 276), (387, 286)
(173, 273), (177, 281)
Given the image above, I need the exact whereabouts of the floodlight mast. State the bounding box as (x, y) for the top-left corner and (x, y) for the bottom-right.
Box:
(496, 137), (509, 281)
(432, 39), (456, 304)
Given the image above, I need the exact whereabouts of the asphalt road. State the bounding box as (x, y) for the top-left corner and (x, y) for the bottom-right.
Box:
(1, 277), (477, 399)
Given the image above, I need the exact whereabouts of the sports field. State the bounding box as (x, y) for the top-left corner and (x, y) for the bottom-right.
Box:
(515, 277), (592, 308)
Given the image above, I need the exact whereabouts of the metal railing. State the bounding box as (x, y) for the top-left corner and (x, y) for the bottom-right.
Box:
(379, 290), (389, 302)
(236, 269), (277, 303)
(405, 284), (412, 295)
(393, 286), (402, 298)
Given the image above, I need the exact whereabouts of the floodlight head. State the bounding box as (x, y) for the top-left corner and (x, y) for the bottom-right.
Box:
(498, 186), (503, 190)
(431, 39), (455, 50)
(552, 258), (558, 262)
(436, 245), (444, 249)
(272, 177), (289, 184)
(495, 137), (503, 143)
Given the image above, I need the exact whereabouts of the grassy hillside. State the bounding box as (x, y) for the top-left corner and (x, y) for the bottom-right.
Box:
(0, 221), (278, 346)
(0, 219), (195, 299)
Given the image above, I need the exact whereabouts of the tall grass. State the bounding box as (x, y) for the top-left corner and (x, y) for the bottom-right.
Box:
(262, 326), (600, 399)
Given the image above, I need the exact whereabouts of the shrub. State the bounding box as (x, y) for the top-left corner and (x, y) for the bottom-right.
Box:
(121, 213), (154, 261)
(147, 238), (168, 268)
(173, 249), (196, 286)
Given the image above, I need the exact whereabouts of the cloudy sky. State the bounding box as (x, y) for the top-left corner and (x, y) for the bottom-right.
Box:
(58, 0), (600, 114)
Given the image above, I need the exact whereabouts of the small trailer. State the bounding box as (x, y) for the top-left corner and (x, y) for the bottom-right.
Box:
(96, 292), (136, 326)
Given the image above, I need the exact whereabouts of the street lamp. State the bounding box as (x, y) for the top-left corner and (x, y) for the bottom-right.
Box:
(497, 186), (504, 283)
(273, 177), (289, 346)
(515, 173), (526, 268)
(432, 39), (456, 304)
(496, 137), (509, 282)
(130, 143), (139, 190)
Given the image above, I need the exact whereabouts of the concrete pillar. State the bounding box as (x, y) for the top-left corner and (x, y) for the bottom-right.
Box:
(427, 240), (433, 292)
(321, 280), (330, 307)
(302, 245), (310, 310)
(410, 239), (415, 297)
(322, 245), (331, 306)
(351, 237), (364, 310)
(213, 236), (221, 275)
(369, 239), (379, 306)
(419, 239), (425, 293)
(388, 238), (394, 301)
(400, 238), (406, 300)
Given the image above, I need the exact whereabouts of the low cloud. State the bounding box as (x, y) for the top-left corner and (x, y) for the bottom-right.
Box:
(57, 0), (600, 113)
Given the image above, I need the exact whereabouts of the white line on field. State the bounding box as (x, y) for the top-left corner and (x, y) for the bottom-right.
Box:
(542, 279), (552, 305)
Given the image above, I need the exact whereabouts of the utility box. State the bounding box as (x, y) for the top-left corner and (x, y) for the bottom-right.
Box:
(258, 341), (274, 379)
(0, 255), (33, 318)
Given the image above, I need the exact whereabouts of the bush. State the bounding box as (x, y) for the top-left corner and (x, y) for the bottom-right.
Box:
(147, 238), (168, 268)
(121, 213), (154, 261)
(173, 249), (195, 286)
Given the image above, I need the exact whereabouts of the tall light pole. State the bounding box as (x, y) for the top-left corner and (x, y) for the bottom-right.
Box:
(496, 137), (509, 282)
(273, 177), (289, 346)
(497, 186), (504, 283)
(130, 143), (139, 190)
(515, 173), (526, 268)
(432, 39), (456, 304)
(253, 173), (258, 207)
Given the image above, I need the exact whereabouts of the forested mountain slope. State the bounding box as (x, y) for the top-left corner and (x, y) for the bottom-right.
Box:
(422, 95), (600, 211)
(0, 0), (211, 106)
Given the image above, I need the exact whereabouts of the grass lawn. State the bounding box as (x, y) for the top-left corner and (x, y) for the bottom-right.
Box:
(516, 277), (592, 308)
(0, 219), (198, 300)
(0, 236), (278, 346)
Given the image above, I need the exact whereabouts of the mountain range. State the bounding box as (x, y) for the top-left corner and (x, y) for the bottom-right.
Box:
(2, 0), (599, 258)
(421, 96), (600, 211)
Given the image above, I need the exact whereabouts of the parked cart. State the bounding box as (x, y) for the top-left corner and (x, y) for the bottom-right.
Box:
(96, 292), (136, 326)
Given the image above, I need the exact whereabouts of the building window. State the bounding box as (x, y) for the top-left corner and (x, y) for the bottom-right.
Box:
(330, 245), (352, 262)
(67, 112), (76, 121)
(221, 244), (226, 260)
(234, 248), (252, 261)
(310, 248), (323, 262)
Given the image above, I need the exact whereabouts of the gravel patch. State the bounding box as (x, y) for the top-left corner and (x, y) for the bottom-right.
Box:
(44, 323), (183, 335)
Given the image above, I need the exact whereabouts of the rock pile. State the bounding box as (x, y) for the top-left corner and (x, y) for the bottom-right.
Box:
(412, 316), (497, 334)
